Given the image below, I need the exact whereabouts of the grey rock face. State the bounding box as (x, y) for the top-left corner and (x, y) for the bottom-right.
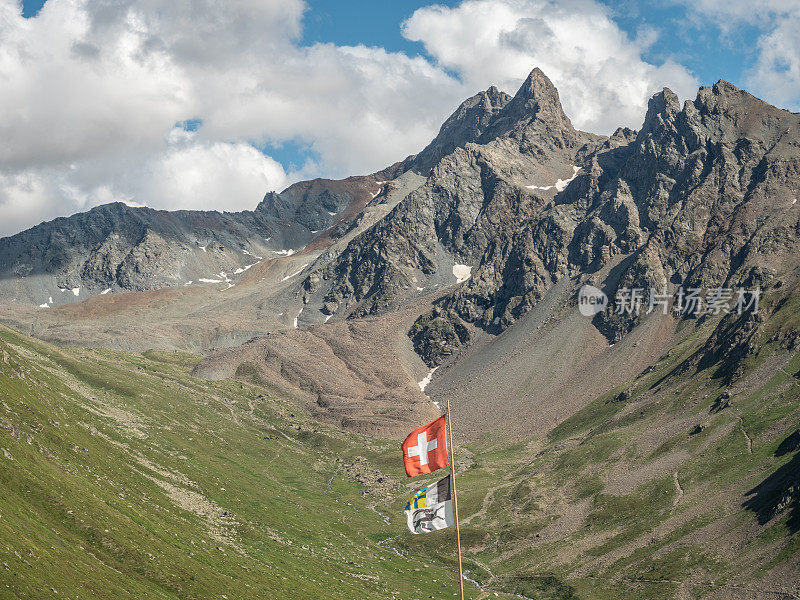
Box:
(409, 86), (511, 174)
(0, 174), (382, 305)
(315, 70), (604, 325)
(301, 70), (800, 368)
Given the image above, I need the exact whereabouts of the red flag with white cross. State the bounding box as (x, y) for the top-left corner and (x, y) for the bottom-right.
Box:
(401, 414), (448, 477)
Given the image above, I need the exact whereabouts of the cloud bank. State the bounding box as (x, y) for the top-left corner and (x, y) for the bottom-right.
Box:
(676, 0), (800, 110)
(0, 0), (701, 236)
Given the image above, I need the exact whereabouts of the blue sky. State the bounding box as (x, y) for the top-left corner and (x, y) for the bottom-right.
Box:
(4, 0), (796, 236)
(17, 0), (768, 171)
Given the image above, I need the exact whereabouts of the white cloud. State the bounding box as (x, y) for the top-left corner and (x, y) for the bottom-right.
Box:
(674, 0), (800, 110)
(749, 15), (800, 109)
(0, 0), (467, 236)
(137, 131), (288, 212)
(402, 0), (699, 134)
(0, 0), (699, 237)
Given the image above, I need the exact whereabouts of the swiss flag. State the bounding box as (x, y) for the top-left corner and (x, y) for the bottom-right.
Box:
(401, 415), (449, 477)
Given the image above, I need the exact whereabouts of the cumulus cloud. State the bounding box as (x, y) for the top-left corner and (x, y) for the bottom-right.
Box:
(675, 0), (800, 110)
(402, 0), (699, 134)
(0, 0), (698, 237)
(0, 0), (466, 236)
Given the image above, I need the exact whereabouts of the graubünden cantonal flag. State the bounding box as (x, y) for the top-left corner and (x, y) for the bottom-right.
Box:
(401, 414), (448, 477)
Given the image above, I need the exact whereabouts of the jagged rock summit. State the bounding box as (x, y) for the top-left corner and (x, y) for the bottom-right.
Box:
(409, 85), (511, 174)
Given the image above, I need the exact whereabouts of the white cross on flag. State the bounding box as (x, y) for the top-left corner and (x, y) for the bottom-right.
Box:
(401, 414), (448, 477)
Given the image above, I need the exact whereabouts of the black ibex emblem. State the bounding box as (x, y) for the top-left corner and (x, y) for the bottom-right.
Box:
(412, 505), (445, 531)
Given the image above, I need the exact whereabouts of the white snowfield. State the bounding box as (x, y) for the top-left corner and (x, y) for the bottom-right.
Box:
(294, 307), (303, 328)
(281, 264), (309, 282)
(273, 249), (295, 256)
(526, 165), (581, 192)
(452, 264), (472, 283)
(71, 287), (80, 297)
(418, 367), (439, 392)
(100, 288), (112, 295)
(233, 262), (259, 275)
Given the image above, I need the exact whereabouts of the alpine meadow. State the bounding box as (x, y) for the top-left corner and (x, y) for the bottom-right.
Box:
(1, 1), (799, 599)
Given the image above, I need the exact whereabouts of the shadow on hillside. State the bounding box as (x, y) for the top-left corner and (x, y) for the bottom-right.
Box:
(743, 439), (800, 534)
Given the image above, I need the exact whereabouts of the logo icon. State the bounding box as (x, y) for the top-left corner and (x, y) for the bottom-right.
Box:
(578, 284), (608, 316)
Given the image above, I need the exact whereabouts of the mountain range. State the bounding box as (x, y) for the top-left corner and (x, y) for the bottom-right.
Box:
(0, 68), (799, 599)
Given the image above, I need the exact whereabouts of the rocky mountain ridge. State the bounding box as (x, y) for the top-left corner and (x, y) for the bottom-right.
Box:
(293, 71), (799, 370)
(0, 173), (390, 305)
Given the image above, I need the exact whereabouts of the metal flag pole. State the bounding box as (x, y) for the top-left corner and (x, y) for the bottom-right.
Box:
(446, 397), (465, 600)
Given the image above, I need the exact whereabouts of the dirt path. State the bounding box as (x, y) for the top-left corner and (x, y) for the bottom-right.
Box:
(780, 367), (800, 389)
(462, 480), (514, 526)
(740, 417), (753, 454)
(672, 471), (684, 506)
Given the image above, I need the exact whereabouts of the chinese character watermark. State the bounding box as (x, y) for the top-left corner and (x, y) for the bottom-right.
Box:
(577, 285), (760, 317)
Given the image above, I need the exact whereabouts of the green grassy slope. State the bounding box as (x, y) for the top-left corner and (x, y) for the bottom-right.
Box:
(0, 325), (513, 600)
(378, 297), (800, 599)
(2, 287), (799, 600)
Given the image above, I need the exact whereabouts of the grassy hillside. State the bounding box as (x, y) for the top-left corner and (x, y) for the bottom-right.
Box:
(0, 325), (512, 600)
(379, 298), (800, 599)
(1, 291), (799, 600)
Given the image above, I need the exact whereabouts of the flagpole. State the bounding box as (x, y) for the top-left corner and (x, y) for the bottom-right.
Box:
(446, 398), (465, 600)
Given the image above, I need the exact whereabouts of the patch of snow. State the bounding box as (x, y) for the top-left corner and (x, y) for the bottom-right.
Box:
(242, 249), (263, 260)
(100, 288), (112, 295)
(526, 166), (581, 193)
(49, 296), (53, 304)
(277, 312), (284, 316)
(198, 278), (223, 284)
(370, 189), (381, 199)
(555, 166), (581, 191)
(184, 281), (193, 286)
(310, 230), (319, 234)
(71, 287), (80, 297)
(273, 249), (295, 256)
(122, 199), (146, 208)
(324, 314), (332, 323)
(264, 237), (272, 242)
(328, 211), (337, 216)
(418, 367), (439, 393)
(493, 316), (500, 325)
(452, 264), (472, 283)
(58, 287), (67, 293)
(294, 307), (303, 328)
(38, 303), (50, 309)
(198, 245), (207, 252)
(220, 283), (235, 291)
(233, 262), (259, 275)
(375, 180), (387, 185)
(793, 198), (797, 205)
(281, 264), (309, 282)
(416, 286), (424, 291)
